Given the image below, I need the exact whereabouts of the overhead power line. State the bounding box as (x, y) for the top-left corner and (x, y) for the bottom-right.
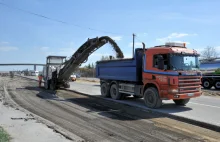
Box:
(0, 2), (129, 35)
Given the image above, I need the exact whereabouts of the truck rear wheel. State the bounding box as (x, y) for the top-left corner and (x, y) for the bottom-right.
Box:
(202, 80), (212, 89)
(173, 99), (190, 105)
(110, 84), (122, 100)
(101, 83), (110, 97)
(144, 87), (162, 109)
(214, 81), (220, 90)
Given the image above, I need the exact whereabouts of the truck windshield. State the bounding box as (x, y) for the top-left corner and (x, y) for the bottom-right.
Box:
(169, 54), (199, 71)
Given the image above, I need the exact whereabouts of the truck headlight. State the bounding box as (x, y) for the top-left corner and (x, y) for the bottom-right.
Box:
(168, 89), (179, 93)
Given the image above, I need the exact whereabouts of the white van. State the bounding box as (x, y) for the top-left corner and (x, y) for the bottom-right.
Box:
(31, 70), (39, 76)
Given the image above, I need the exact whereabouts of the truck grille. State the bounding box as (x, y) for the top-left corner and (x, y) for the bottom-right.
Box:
(178, 76), (201, 93)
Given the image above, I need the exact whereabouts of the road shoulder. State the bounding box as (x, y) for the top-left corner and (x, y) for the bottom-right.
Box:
(0, 77), (81, 142)
(0, 100), (72, 142)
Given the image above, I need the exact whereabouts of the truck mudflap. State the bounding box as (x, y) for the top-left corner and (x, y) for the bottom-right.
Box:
(167, 91), (202, 100)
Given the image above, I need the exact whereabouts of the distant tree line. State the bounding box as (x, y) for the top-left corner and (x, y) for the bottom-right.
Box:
(101, 55), (115, 61)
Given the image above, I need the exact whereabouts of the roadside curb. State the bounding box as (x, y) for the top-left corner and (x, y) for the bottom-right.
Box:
(18, 75), (220, 132)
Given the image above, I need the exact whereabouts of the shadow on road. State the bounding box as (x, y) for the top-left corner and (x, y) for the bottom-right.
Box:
(24, 86), (192, 121)
(119, 96), (192, 113)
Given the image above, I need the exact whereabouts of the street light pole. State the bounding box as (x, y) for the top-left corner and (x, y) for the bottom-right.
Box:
(132, 33), (135, 58)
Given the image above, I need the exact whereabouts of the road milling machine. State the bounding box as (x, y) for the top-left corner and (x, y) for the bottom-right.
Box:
(42, 36), (124, 90)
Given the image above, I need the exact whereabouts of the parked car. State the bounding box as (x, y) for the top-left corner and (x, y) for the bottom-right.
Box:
(31, 70), (39, 76)
(70, 74), (77, 81)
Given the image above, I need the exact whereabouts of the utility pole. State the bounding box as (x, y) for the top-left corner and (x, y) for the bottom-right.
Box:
(132, 33), (135, 58)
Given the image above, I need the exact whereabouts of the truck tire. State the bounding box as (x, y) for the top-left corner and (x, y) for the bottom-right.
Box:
(214, 81), (220, 90)
(110, 84), (122, 100)
(101, 83), (110, 97)
(144, 87), (162, 109)
(202, 80), (212, 89)
(173, 99), (190, 105)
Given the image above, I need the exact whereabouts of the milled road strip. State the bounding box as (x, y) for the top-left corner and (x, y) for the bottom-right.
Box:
(0, 77), (83, 142)
(4, 76), (220, 142)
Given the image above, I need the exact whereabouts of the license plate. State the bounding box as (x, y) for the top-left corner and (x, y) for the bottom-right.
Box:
(187, 93), (194, 96)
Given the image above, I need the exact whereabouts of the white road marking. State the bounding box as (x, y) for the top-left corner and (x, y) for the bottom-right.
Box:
(189, 102), (220, 109)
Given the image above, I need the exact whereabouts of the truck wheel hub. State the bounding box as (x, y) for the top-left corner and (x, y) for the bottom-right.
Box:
(147, 93), (154, 103)
(113, 88), (116, 95)
(204, 81), (209, 87)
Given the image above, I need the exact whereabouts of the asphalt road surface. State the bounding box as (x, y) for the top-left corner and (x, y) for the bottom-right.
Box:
(68, 81), (220, 128)
(17, 75), (220, 128)
(2, 76), (220, 142)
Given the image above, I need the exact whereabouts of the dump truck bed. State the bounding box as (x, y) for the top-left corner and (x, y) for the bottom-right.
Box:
(96, 48), (143, 82)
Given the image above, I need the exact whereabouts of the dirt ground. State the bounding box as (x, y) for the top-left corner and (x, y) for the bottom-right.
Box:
(202, 89), (220, 97)
(1, 76), (220, 142)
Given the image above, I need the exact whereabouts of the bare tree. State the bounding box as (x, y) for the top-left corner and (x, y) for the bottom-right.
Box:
(100, 55), (115, 61)
(201, 46), (218, 61)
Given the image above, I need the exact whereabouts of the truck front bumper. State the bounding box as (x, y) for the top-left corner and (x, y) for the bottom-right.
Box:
(167, 91), (202, 100)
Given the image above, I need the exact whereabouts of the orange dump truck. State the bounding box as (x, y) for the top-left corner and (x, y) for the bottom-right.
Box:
(96, 42), (202, 108)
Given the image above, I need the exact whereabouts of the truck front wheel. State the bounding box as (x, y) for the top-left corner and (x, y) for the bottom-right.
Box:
(202, 80), (212, 89)
(101, 83), (110, 97)
(144, 87), (162, 109)
(214, 81), (220, 90)
(110, 84), (122, 100)
(173, 99), (190, 105)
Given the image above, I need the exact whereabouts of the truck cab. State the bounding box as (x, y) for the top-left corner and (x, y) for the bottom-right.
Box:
(143, 42), (202, 107)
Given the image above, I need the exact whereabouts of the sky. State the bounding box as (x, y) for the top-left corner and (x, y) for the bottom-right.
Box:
(0, 0), (220, 71)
